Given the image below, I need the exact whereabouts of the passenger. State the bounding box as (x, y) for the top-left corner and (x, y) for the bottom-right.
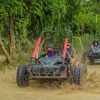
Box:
(66, 44), (71, 62)
(67, 44), (71, 54)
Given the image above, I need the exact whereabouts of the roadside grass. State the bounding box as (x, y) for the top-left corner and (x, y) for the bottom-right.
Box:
(0, 49), (32, 70)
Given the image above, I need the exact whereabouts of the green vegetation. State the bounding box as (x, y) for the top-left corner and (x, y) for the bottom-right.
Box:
(0, 0), (100, 66)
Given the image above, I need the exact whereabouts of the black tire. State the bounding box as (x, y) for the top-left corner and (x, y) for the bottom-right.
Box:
(71, 64), (87, 85)
(89, 58), (94, 64)
(16, 65), (29, 87)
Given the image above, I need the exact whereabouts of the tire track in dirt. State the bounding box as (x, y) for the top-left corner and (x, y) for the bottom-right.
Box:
(0, 64), (100, 100)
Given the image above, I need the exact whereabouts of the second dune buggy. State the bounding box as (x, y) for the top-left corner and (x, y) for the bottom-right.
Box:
(83, 34), (100, 64)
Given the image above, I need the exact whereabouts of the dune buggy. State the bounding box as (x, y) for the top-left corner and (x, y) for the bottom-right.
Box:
(16, 30), (87, 87)
(83, 34), (100, 64)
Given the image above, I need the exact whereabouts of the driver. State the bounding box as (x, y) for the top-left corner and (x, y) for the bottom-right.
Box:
(91, 40), (98, 48)
(47, 44), (55, 57)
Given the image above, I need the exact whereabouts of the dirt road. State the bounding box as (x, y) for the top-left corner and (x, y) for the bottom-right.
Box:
(0, 64), (100, 100)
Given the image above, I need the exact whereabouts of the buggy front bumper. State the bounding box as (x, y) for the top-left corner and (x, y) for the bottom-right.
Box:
(28, 65), (68, 79)
(89, 52), (100, 59)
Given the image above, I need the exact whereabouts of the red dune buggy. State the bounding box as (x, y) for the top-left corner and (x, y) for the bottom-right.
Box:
(16, 30), (87, 87)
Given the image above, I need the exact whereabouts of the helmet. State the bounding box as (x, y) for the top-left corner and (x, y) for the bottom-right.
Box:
(47, 44), (54, 49)
(93, 40), (98, 46)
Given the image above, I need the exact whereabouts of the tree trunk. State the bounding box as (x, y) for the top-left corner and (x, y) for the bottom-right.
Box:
(0, 38), (12, 64)
(8, 16), (16, 55)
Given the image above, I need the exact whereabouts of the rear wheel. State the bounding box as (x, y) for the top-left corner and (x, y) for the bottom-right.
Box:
(16, 65), (29, 87)
(71, 64), (87, 85)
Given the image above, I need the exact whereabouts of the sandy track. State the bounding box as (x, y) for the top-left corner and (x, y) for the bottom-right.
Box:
(0, 64), (100, 100)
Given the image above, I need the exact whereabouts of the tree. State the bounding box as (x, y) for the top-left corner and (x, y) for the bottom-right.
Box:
(0, 0), (100, 64)
(0, 0), (27, 55)
(0, 37), (12, 64)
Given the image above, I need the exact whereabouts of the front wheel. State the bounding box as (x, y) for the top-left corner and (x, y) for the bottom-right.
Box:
(71, 64), (87, 85)
(16, 65), (29, 87)
(89, 58), (94, 64)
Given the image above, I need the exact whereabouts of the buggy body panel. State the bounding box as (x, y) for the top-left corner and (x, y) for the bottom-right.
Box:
(88, 45), (100, 59)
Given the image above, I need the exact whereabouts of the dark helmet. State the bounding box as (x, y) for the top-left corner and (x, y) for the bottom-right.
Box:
(47, 44), (54, 49)
(67, 43), (71, 47)
(93, 40), (98, 46)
